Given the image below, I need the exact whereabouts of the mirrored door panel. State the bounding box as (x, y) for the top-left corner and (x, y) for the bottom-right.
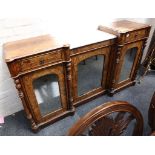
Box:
(33, 74), (61, 116)
(119, 47), (138, 82)
(77, 55), (104, 96)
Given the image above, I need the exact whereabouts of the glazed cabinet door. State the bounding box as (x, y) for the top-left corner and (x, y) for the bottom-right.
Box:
(114, 40), (143, 88)
(71, 47), (110, 106)
(21, 64), (68, 124)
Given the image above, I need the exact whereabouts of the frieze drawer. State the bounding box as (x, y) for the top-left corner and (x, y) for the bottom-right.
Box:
(20, 50), (62, 71)
(125, 29), (147, 43)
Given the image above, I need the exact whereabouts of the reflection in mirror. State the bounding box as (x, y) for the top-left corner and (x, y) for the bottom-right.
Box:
(78, 55), (104, 96)
(33, 74), (61, 116)
(119, 47), (138, 82)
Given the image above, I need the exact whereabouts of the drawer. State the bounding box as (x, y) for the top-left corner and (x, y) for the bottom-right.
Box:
(20, 50), (62, 71)
(71, 40), (114, 56)
(125, 29), (147, 43)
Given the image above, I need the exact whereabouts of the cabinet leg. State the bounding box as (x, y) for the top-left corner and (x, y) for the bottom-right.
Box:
(83, 60), (86, 65)
(31, 126), (40, 133)
(107, 88), (115, 97)
(31, 120), (40, 132)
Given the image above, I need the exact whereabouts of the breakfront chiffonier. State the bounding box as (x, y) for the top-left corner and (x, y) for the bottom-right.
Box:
(3, 20), (151, 131)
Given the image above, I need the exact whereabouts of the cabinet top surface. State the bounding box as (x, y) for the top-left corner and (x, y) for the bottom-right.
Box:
(3, 30), (116, 62)
(99, 20), (150, 33)
(3, 34), (69, 62)
(57, 30), (116, 49)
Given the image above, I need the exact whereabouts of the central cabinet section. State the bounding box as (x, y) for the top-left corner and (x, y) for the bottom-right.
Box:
(70, 38), (115, 106)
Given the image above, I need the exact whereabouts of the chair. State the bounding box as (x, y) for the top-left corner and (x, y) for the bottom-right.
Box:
(138, 30), (155, 83)
(148, 92), (155, 131)
(68, 101), (143, 136)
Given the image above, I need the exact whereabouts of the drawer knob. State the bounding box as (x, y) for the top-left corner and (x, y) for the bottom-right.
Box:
(39, 59), (45, 65)
(126, 33), (130, 37)
(135, 34), (138, 38)
(15, 79), (20, 84)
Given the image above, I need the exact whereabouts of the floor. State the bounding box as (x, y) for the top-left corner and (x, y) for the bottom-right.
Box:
(0, 72), (155, 136)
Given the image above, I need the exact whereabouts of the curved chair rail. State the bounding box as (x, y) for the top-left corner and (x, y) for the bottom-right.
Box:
(68, 101), (143, 136)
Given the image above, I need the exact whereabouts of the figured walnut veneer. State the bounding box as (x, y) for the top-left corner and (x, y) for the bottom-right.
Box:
(3, 20), (151, 131)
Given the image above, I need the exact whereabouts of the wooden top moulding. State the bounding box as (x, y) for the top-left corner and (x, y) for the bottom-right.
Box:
(3, 34), (69, 62)
(98, 20), (151, 35)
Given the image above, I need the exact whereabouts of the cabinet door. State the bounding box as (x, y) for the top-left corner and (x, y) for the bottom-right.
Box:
(114, 41), (143, 88)
(22, 64), (68, 123)
(71, 47), (110, 105)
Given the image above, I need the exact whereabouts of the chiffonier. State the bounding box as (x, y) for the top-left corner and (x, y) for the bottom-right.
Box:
(64, 31), (116, 106)
(3, 20), (151, 131)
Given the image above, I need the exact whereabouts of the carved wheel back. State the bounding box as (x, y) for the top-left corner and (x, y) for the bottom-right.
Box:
(68, 101), (143, 136)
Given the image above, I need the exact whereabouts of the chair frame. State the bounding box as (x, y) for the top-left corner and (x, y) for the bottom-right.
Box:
(68, 101), (143, 136)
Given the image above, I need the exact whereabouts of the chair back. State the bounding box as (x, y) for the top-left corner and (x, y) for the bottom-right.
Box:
(148, 92), (155, 130)
(68, 101), (143, 136)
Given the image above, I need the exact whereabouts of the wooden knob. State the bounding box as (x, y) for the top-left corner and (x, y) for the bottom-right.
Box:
(15, 79), (19, 84)
(16, 84), (21, 89)
(39, 59), (45, 65)
(135, 34), (138, 38)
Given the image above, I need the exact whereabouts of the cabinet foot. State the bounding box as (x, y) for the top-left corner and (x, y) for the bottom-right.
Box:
(107, 88), (115, 97)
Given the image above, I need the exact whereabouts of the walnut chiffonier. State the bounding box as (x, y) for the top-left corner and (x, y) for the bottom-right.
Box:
(98, 20), (151, 95)
(3, 35), (75, 131)
(3, 20), (151, 132)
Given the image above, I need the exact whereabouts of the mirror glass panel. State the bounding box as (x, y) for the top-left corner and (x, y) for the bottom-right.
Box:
(119, 47), (138, 82)
(33, 74), (61, 116)
(77, 55), (104, 96)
